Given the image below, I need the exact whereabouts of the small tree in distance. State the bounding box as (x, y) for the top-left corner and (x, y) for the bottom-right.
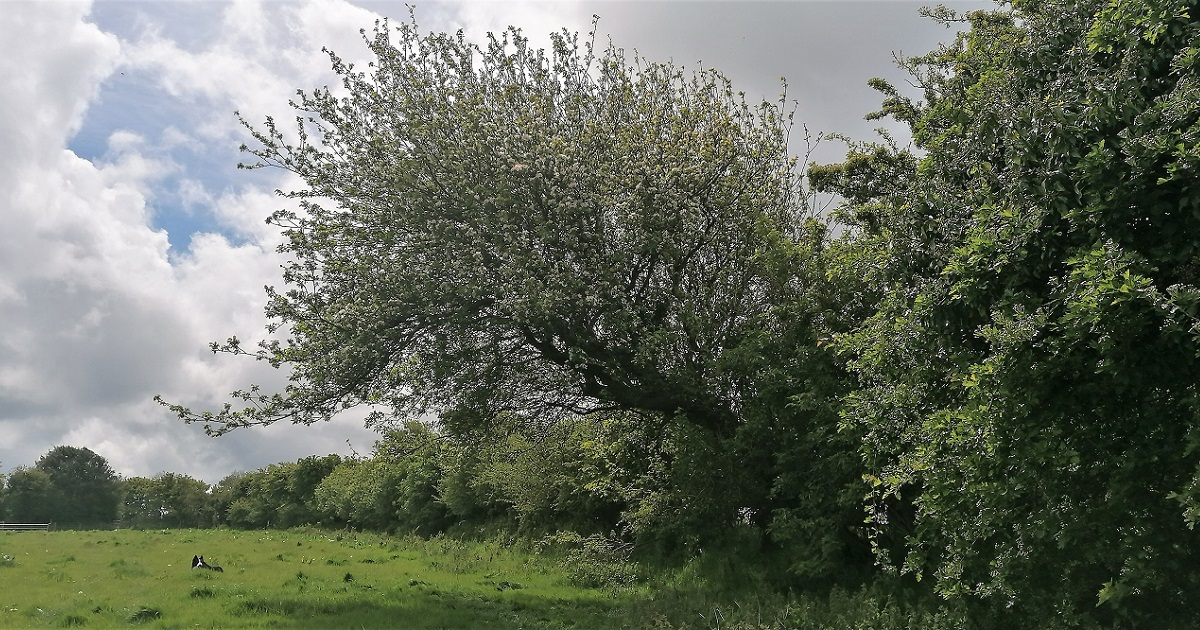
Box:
(3, 468), (59, 524)
(36, 446), (120, 528)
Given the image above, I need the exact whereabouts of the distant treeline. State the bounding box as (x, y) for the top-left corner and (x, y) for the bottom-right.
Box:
(0, 416), (707, 552)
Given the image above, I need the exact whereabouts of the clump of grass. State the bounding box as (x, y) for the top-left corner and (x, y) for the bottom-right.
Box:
(45, 569), (70, 582)
(126, 607), (160, 623)
(0, 554), (16, 568)
(59, 613), (87, 627)
(189, 586), (216, 599)
(109, 558), (147, 578)
(189, 569), (218, 581)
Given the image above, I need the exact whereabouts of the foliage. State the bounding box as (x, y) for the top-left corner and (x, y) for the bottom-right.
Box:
(119, 473), (216, 528)
(213, 472), (270, 529)
(2, 446), (122, 528)
(275, 455), (345, 527)
(311, 430), (450, 533)
(437, 439), (508, 524)
(537, 531), (642, 589)
(569, 411), (760, 552)
(313, 459), (403, 530)
(449, 414), (622, 534)
(159, 11), (816, 446)
(118, 476), (157, 527)
(212, 455), (343, 529)
(3, 467), (60, 523)
(370, 422), (454, 533)
(35, 446), (119, 527)
(816, 0), (1200, 624)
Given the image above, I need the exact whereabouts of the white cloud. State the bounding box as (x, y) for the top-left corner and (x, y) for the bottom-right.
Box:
(0, 2), (119, 166)
(293, 0), (382, 60)
(119, 0), (382, 150)
(437, 0), (590, 46)
(0, 0), (382, 482)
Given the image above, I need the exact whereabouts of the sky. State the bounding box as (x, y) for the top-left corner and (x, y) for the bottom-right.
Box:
(0, 0), (988, 484)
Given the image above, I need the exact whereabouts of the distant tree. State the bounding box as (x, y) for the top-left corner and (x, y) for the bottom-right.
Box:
(119, 476), (159, 527)
(371, 423), (452, 534)
(36, 446), (119, 527)
(207, 456), (341, 529)
(313, 459), (403, 531)
(3, 468), (60, 524)
(276, 455), (342, 527)
(438, 444), (506, 526)
(462, 414), (623, 535)
(149, 473), (215, 528)
(313, 424), (451, 533)
(212, 471), (269, 529)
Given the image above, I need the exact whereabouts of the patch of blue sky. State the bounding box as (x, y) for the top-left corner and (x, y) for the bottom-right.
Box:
(69, 76), (245, 253)
(74, 1), (257, 253)
(90, 0), (223, 55)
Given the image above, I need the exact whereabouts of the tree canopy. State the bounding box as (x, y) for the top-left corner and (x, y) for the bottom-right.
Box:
(36, 446), (119, 527)
(120, 473), (218, 529)
(3, 468), (58, 524)
(159, 16), (821, 440)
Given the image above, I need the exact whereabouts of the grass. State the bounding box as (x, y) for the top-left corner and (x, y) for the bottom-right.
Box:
(0, 528), (634, 629)
(0, 528), (972, 629)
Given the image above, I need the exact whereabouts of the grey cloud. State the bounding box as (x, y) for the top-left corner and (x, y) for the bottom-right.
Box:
(543, 1), (985, 158)
(24, 283), (189, 406)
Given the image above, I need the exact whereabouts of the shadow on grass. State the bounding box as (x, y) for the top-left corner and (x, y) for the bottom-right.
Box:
(225, 585), (626, 629)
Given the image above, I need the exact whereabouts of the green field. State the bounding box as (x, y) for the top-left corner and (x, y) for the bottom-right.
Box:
(0, 528), (969, 629)
(0, 528), (654, 629)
